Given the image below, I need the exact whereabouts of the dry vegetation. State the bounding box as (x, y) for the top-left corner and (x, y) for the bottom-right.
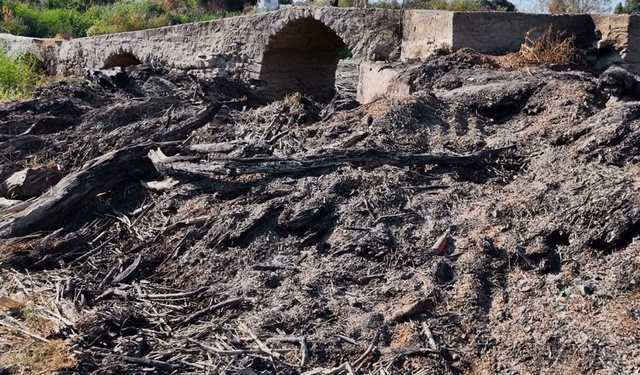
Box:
(1, 272), (78, 374)
(516, 26), (577, 65)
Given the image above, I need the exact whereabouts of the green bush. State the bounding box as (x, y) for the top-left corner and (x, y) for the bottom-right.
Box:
(40, 0), (87, 12)
(0, 5), (28, 35)
(0, 0), (253, 38)
(0, 48), (46, 100)
(11, 3), (95, 37)
(85, 0), (171, 36)
(85, 0), (242, 36)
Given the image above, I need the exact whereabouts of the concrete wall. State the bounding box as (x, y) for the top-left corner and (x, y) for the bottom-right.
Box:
(401, 10), (453, 62)
(450, 12), (597, 55)
(623, 15), (640, 75)
(592, 14), (629, 56)
(400, 11), (601, 61)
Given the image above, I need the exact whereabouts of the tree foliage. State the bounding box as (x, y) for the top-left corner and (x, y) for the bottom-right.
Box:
(403, 0), (515, 11)
(613, 0), (639, 13)
(547, 0), (611, 12)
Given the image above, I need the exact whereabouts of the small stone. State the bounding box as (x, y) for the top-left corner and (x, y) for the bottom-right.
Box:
(576, 284), (592, 295)
(517, 279), (531, 292)
(433, 260), (454, 285)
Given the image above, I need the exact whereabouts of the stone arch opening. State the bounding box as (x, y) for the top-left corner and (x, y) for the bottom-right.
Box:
(259, 17), (348, 102)
(103, 52), (142, 69)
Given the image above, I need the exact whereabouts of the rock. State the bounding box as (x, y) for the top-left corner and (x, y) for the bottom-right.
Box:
(212, 105), (231, 125)
(598, 66), (640, 98)
(0, 295), (25, 310)
(357, 61), (413, 104)
(86, 67), (146, 96)
(597, 40), (610, 50)
(142, 76), (177, 97)
(433, 259), (454, 285)
(0, 167), (63, 200)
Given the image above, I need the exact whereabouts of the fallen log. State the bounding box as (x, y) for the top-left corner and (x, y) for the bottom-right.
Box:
(0, 135), (45, 149)
(153, 103), (221, 142)
(0, 143), (162, 239)
(153, 146), (515, 177)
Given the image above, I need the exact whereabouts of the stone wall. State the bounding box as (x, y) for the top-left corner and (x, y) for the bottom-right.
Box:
(0, 33), (63, 73)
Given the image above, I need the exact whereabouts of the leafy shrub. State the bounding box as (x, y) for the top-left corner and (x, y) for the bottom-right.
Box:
(86, 0), (171, 36)
(0, 4), (28, 35)
(11, 3), (95, 37)
(40, 0), (87, 12)
(0, 0), (252, 38)
(0, 48), (46, 100)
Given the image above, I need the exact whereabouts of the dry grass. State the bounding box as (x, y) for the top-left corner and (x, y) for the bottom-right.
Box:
(284, 92), (302, 105)
(1, 271), (79, 374)
(0, 338), (76, 374)
(507, 26), (577, 67)
(0, 305), (76, 374)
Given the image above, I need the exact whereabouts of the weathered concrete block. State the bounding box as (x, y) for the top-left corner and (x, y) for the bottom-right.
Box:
(402, 11), (453, 61)
(357, 61), (413, 104)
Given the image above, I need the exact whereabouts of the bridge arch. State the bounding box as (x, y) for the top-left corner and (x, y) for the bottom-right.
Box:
(258, 16), (350, 102)
(103, 52), (142, 69)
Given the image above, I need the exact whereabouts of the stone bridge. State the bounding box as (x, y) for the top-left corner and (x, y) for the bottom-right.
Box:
(3, 8), (640, 102)
(59, 7), (404, 101)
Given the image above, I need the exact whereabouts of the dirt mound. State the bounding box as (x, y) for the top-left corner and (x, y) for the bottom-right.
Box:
(1, 50), (639, 374)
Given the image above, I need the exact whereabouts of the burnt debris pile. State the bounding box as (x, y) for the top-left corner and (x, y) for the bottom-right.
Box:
(1, 51), (639, 374)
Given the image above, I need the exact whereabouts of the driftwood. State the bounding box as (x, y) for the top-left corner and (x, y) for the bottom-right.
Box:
(155, 146), (515, 177)
(391, 295), (436, 322)
(153, 103), (221, 142)
(181, 297), (246, 326)
(0, 134), (45, 149)
(0, 143), (161, 238)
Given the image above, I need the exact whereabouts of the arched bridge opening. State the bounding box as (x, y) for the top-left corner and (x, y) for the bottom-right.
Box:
(258, 17), (349, 102)
(103, 52), (142, 69)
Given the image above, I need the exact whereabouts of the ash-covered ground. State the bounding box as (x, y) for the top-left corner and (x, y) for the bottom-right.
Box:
(1, 50), (639, 374)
